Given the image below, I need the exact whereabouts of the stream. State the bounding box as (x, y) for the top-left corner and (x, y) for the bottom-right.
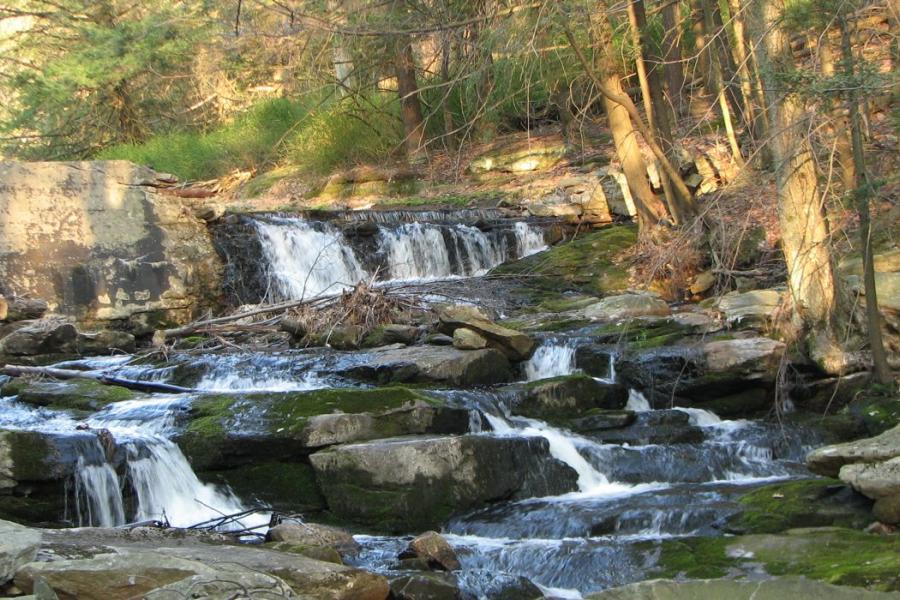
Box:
(0, 213), (829, 598)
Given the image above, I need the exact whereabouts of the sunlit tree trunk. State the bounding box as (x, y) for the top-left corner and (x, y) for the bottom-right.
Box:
(755, 0), (845, 373)
(661, 0), (687, 117)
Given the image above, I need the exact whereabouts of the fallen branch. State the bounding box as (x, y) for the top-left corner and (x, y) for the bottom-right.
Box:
(0, 364), (194, 394)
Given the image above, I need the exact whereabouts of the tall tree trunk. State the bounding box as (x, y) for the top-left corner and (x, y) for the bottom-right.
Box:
(592, 8), (668, 228)
(327, 0), (354, 93)
(755, 0), (844, 373)
(394, 37), (426, 161)
(726, 0), (762, 137)
(689, 0), (714, 98)
(700, 0), (745, 165)
(440, 29), (457, 150)
(819, 36), (855, 190)
(838, 14), (892, 384)
(629, 0), (696, 223)
(661, 0), (687, 117)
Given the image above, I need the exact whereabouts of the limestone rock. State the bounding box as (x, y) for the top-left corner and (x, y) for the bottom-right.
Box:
(714, 289), (784, 327)
(583, 294), (671, 322)
(0, 320), (77, 357)
(389, 573), (463, 600)
(873, 494), (900, 524)
(0, 519), (40, 584)
(346, 344), (512, 386)
(0, 161), (221, 328)
(807, 424), (900, 478)
(6, 379), (139, 412)
(266, 522), (360, 557)
(689, 271), (716, 295)
(400, 531), (461, 571)
(468, 139), (566, 174)
(309, 435), (579, 532)
(452, 327), (488, 350)
(439, 305), (536, 360)
(839, 457), (900, 499)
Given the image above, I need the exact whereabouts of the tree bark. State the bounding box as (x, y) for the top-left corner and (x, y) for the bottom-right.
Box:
(755, 0), (844, 373)
(726, 0), (764, 139)
(394, 36), (426, 161)
(592, 8), (668, 228)
(661, 0), (687, 117)
(818, 35), (855, 190)
(838, 14), (892, 384)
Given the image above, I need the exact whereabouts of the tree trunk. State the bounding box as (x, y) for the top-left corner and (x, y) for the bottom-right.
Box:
(818, 35), (855, 190)
(700, 0), (744, 165)
(689, 0), (714, 98)
(440, 29), (457, 150)
(755, 0), (844, 373)
(839, 14), (892, 384)
(629, 0), (696, 224)
(661, 0), (687, 117)
(726, 0), (762, 137)
(593, 8), (668, 228)
(394, 37), (426, 161)
(327, 0), (354, 93)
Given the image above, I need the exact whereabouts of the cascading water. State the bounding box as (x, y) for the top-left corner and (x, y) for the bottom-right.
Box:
(250, 215), (548, 299)
(524, 341), (578, 381)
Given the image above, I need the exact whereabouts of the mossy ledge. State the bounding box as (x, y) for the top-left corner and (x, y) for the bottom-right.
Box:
(646, 528), (900, 592)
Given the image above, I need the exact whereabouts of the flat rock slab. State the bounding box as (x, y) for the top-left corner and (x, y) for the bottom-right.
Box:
(808, 424), (900, 478)
(587, 577), (897, 599)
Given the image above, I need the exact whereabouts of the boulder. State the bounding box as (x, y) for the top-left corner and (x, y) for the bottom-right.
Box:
(425, 333), (454, 346)
(516, 375), (628, 423)
(344, 345), (512, 387)
(689, 271), (716, 295)
(363, 324), (419, 347)
(590, 410), (704, 446)
(702, 337), (785, 374)
(586, 577), (896, 599)
(76, 330), (136, 355)
(583, 294), (671, 322)
(452, 328), (488, 350)
(4, 379), (139, 412)
(0, 161), (221, 329)
(0, 298), (48, 323)
(713, 289), (784, 327)
(309, 435), (579, 532)
(389, 572), (465, 600)
(0, 519), (41, 584)
(438, 306), (536, 361)
(0, 320), (77, 357)
(467, 138), (566, 174)
(266, 522), (360, 557)
(400, 531), (461, 571)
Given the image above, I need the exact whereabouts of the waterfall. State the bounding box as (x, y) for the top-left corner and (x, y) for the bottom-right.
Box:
(625, 390), (651, 412)
(73, 455), (126, 527)
(254, 217), (368, 300)
(524, 342), (577, 381)
(251, 215), (548, 300)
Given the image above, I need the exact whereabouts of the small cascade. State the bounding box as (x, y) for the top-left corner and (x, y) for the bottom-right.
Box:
(248, 215), (548, 300)
(254, 217), (368, 299)
(625, 389), (651, 412)
(524, 341), (578, 381)
(73, 454), (126, 527)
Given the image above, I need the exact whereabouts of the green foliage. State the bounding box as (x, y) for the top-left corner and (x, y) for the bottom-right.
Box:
(99, 98), (309, 180)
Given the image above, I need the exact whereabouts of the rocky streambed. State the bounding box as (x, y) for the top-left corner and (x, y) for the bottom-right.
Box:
(0, 205), (898, 599)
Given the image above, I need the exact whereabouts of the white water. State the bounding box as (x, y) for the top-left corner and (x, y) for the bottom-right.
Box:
(253, 216), (548, 299)
(625, 389), (651, 412)
(255, 217), (368, 299)
(524, 342), (577, 381)
(73, 456), (126, 527)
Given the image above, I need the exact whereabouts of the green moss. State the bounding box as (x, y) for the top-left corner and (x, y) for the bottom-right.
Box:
(650, 529), (900, 592)
(9, 379), (137, 412)
(521, 372), (595, 391)
(200, 461), (326, 513)
(592, 318), (689, 349)
(494, 225), (637, 298)
(844, 392), (900, 436)
(734, 479), (872, 534)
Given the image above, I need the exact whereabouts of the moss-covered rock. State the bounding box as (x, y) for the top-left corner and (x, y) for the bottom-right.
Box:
(493, 225), (636, 298)
(343, 345), (512, 386)
(647, 528), (900, 591)
(730, 479), (874, 534)
(845, 392), (900, 436)
(2, 379), (139, 412)
(177, 387), (464, 470)
(198, 462), (326, 514)
(514, 374), (627, 424)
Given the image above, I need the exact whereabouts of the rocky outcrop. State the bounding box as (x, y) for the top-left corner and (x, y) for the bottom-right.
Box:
(453, 327), (489, 350)
(344, 344), (512, 386)
(807, 425), (900, 524)
(514, 374), (627, 424)
(309, 435), (579, 532)
(266, 522), (360, 557)
(583, 294), (671, 321)
(178, 387), (469, 470)
(3, 379), (139, 412)
(713, 289), (785, 328)
(438, 305), (536, 360)
(0, 161), (221, 332)
(0, 297), (48, 323)
(616, 336), (785, 416)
